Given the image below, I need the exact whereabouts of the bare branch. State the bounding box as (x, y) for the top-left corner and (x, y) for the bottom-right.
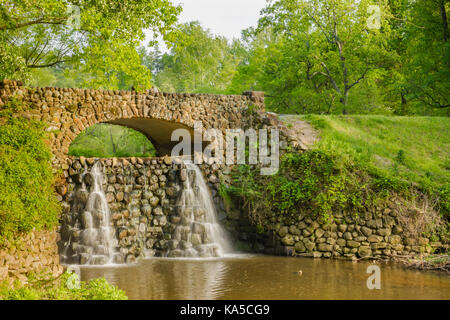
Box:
(347, 66), (371, 90)
(319, 61), (341, 94)
(27, 59), (68, 68)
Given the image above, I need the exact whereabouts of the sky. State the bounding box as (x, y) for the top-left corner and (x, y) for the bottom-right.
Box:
(146, 0), (268, 51)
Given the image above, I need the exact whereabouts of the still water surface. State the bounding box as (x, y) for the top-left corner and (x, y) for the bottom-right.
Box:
(80, 255), (450, 300)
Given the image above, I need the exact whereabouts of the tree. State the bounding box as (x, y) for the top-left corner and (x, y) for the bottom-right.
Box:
(231, 0), (397, 114)
(402, 0), (450, 113)
(0, 0), (181, 89)
(153, 21), (246, 93)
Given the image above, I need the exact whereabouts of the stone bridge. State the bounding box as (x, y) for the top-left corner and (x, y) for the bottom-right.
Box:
(0, 80), (301, 264)
(0, 80), (266, 168)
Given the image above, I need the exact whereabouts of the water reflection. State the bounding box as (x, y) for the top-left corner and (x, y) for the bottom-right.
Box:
(80, 255), (450, 300)
(80, 258), (230, 300)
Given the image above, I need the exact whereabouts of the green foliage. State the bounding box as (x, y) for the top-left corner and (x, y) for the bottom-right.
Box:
(300, 115), (449, 198)
(401, 0), (450, 113)
(0, 42), (30, 82)
(396, 149), (406, 165)
(0, 99), (60, 242)
(0, 0), (181, 90)
(69, 123), (157, 158)
(152, 21), (246, 93)
(0, 272), (127, 300)
(218, 183), (234, 213)
(229, 115), (450, 226)
(1, 0), (448, 114)
(224, 0), (449, 115)
(227, 0), (398, 114)
(230, 150), (371, 225)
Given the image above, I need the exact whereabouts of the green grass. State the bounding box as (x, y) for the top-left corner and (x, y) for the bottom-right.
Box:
(69, 123), (157, 158)
(298, 115), (449, 196)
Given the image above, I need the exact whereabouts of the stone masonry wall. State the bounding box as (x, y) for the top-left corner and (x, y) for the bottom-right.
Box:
(0, 229), (64, 286)
(1, 80), (332, 267)
(61, 154), (444, 263)
(226, 198), (445, 260)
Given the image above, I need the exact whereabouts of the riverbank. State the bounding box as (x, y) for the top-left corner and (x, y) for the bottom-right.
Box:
(224, 115), (449, 266)
(392, 253), (449, 273)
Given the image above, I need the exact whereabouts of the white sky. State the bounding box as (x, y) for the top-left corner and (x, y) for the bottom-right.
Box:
(146, 0), (268, 51)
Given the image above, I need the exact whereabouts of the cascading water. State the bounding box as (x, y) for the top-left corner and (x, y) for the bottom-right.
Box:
(62, 161), (117, 265)
(167, 160), (232, 258)
(61, 158), (233, 264)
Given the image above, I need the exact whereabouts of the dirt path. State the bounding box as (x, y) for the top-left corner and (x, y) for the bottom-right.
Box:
(278, 114), (319, 150)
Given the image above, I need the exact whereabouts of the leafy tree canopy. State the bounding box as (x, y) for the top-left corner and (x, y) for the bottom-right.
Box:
(0, 0), (181, 90)
(151, 21), (246, 93)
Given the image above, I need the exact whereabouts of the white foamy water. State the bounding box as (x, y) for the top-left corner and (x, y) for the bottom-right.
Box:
(62, 161), (117, 265)
(168, 160), (233, 258)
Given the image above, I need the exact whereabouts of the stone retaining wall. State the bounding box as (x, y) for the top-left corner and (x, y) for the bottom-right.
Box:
(227, 198), (445, 260)
(58, 151), (445, 263)
(0, 229), (63, 286)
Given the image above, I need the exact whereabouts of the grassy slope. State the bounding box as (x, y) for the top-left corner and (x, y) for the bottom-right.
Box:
(283, 115), (449, 197)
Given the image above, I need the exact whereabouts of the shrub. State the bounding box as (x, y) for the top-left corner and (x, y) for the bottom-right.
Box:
(0, 272), (127, 300)
(0, 99), (60, 243)
(229, 150), (372, 225)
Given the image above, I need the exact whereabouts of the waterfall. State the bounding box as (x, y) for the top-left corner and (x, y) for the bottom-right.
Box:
(168, 160), (232, 258)
(63, 161), (117, 265)
(61, 158), (233, 264)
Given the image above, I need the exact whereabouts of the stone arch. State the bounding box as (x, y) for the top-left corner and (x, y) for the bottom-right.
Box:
(106, 118), (194, 156)
(0, 81), (266, 168)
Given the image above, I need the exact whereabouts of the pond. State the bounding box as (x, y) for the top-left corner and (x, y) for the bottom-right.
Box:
(80, 255), (450, 300)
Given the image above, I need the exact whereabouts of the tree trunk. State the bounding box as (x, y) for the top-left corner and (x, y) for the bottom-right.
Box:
(399, 92), (408, 115)
(109, 128), (117, 155)
(341, 90), (349, 114)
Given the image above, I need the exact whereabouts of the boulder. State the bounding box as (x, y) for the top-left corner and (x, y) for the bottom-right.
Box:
(346, 240), (360, 248)
(294, 241), (306, 253)
(281, 235), (295, 246)
(278, 226), (289, 237)
(389, 235), (402, 245)
(318, 243), (333, 252)
(358, 246), (372, 258)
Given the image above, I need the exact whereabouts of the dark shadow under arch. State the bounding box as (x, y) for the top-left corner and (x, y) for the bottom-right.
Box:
(107, 117), (195, 156)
